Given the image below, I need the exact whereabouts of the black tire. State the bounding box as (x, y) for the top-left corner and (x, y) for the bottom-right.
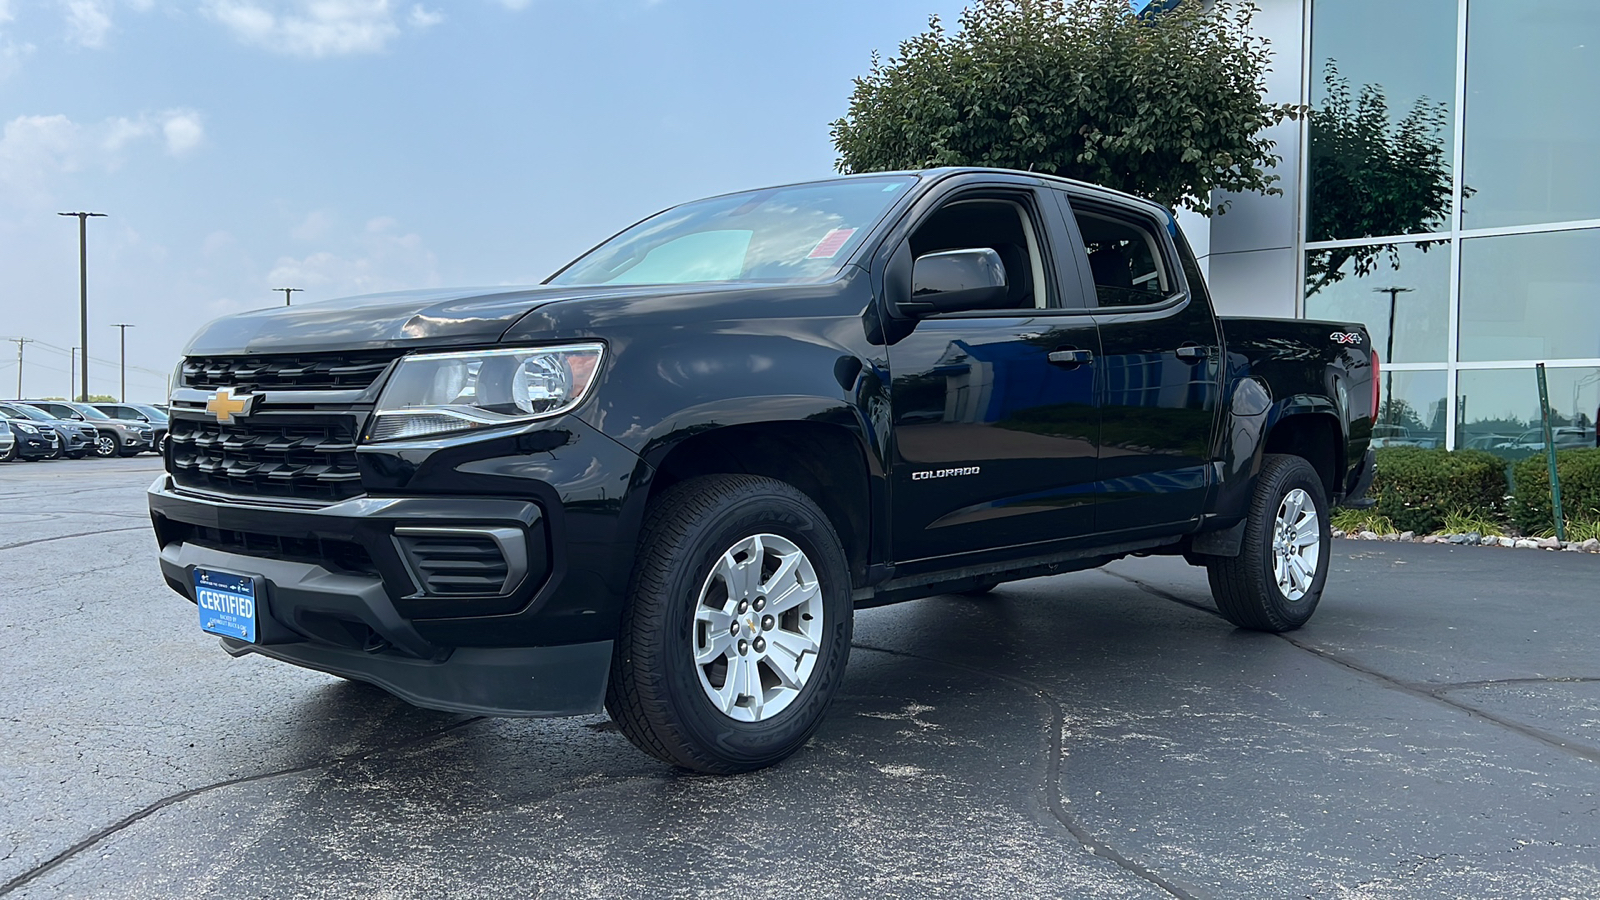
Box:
(605, 474), (853, 774)
(47, 445), (63, 460)
(0, 441), (15, 462)
(1205, 454), (1330, 632)
(93, 433), (117, 458)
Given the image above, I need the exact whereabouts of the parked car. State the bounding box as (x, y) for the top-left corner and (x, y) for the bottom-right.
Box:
(0, 419), (13, 461)
(0, 402), (93, 458)
(1, 416), (60, 461)
(93, 402), (170, 453)
(1495, 427), (1595, 452)
(22, 400), (155, 458)
(149, 168), (1377, 773)
(1369, 425), (1442, 449)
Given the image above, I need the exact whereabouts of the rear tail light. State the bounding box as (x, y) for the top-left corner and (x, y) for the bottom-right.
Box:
(1371, 351), (1382, 420)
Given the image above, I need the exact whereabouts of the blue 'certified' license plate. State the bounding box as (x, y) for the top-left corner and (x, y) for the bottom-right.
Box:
(194, 568), (259, 643)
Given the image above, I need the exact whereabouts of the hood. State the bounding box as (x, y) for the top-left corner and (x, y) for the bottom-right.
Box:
(182, 283), (737, 355)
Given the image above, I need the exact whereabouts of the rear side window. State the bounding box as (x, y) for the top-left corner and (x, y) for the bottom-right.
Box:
(1073, 209), (1172, 307)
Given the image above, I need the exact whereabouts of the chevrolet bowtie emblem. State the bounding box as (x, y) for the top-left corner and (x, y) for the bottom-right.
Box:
(205, 388), (256, 423)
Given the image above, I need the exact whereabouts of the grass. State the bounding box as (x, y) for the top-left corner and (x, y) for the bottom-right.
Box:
(1331, 508), (1395, 535)
(1439, 508), (1506, 538)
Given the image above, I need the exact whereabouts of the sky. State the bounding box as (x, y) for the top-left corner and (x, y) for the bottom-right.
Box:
(0, 0), (969, 402)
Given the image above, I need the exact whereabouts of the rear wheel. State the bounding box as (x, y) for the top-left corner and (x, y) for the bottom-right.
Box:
(1205, 454), (1330, 632)
(605, 474), (853, 774)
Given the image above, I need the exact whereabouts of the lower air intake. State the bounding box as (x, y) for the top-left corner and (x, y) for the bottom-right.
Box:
(393, 527), (526, 597)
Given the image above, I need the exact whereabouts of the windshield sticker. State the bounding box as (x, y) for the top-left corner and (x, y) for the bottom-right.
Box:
(807, 228), (857, 259)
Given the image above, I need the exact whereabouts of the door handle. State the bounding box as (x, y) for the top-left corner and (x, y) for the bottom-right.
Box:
(1048, 348), (1094, 367)
(1175, 343), (1210, 362)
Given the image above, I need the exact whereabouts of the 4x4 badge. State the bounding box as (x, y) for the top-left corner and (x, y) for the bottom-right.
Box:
(205, 388), (257, 423)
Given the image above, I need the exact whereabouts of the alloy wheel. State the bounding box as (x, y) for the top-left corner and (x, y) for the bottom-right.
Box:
(94, 435), (116, 457)
(692, 533), (824, 723)
(1271, 488), (1320, 602)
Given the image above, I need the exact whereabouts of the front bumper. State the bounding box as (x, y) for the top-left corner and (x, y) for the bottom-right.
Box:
(146, 415), (649, 718)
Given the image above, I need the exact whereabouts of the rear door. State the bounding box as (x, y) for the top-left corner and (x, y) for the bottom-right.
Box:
(1056, 190), (1223, 534)
(884, 177), (1103, 564)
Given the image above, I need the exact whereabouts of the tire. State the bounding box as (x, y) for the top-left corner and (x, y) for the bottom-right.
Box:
(1205, 454), (1330, 632)
(0, 441), (15, 462)
(47, 444), (63, 460)
(605, 474), (853, 774)
(93, 433), (117, 458)
(956, 580), (1001, 597)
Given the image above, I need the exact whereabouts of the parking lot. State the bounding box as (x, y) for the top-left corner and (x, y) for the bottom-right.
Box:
(2, 457), (1598, 899)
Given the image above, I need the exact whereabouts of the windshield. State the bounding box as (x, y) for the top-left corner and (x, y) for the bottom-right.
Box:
(67, 403), (110, 420)
(1, 404), (54, 422)
(549, 176), (914, 287)
(133, 404), (168, 422)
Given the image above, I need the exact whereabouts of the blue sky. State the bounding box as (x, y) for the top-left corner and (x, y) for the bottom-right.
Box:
(0, 0), (967, 401)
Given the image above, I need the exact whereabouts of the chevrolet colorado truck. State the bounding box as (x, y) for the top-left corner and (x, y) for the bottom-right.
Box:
(149, 169), (1376, 773)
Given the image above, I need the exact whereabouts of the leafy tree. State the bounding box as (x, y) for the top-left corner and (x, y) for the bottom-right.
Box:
(831, 0), (1298, 215)
(1304, 61), (1453, 295)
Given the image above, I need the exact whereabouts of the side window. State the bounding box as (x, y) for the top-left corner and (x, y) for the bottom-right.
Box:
(1073, 208), (1173, 308)
(908, 195), (1050, 310)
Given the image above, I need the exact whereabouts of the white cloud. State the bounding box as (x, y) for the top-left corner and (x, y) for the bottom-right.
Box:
(491, 0), (532, 9)
(162, 110), (204, 155)
(203, 0), (439, 57)
(407, 4), (441, 28)
(0, 108), (206, 207)
(290, 209), (334, 240)
(267, 215), (439, 296)
(63, 0), (113, 48)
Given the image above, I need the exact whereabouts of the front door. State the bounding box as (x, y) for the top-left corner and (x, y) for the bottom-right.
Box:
(885, 188), (1102, 563)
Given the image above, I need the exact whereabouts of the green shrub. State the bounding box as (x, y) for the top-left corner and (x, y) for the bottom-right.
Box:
(1331, 508), (1394, 535)
(1368, 447), (1508, 535)
(1510, 448), (1600, 535)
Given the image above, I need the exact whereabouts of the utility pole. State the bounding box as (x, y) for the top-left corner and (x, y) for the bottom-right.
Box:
(9, 338), (32, 399)
(59, 212), (107, 403)
(110, 324), (134, 402)
(276, 287), (302, 306)
(69, 347), (79, 401)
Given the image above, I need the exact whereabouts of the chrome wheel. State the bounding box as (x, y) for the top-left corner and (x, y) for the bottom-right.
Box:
(1272, 488), (1320, 601)
(692, 533), (823, 723)
(94, 435), (116, 457)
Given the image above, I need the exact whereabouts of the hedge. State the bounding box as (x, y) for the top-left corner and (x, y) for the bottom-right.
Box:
(1509, 448), (1600, 535)
(1368, 447), (1508, 535)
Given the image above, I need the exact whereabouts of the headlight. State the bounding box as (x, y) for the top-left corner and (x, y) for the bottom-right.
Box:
(169, 359), (185, 398)
(15, 423), (38, 434)
(366, 344), (604, 442)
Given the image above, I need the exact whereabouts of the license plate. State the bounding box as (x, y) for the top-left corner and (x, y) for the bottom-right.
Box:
(194, 568), (259, 643)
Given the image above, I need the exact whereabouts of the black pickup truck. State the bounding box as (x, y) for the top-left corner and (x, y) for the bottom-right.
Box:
(149, 168), (1376, 773)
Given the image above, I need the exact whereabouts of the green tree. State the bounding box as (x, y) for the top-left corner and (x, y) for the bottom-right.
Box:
(1304, 61), (1453, 295)
(830, 0), (1298, 215)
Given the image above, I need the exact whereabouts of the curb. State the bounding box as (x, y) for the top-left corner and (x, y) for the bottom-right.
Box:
(1332, 530), (1600, 553)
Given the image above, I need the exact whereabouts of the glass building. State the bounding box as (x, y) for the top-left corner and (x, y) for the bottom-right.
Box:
(1188, 0), (1600, 458)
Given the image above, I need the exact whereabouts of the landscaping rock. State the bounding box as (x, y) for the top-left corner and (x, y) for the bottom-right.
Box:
(1359, 530), (1380, 541)
(1381, 532), (1399, 542)
(1536, 536), (1561, 550)
(1515, 539), (1539, 550)
(1331, 529), (1345, 539)
(1466, 531), (1483, 545)
(1498, 536), (1516, 548)
(1447, 533), (1470, 545)
(1399, 531), (1415, 542)
(1581, 538), (1600, 553)
(1422, 535), (1441, 544)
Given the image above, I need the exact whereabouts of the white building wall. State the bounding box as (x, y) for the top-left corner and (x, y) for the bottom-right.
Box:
(1189, 0), (1307, 320)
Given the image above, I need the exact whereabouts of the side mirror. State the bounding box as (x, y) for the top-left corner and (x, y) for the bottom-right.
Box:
(902, 248), (1009, 316)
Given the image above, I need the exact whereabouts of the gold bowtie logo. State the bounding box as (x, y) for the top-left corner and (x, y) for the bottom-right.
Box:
(205, 388), (254, 423)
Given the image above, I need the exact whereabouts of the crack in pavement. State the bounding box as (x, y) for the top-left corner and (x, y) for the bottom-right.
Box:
(0, 527), (147, 553)
(851, 641), (1203, 900)
(1100, 569), (1600, 767)
(0, 717), (486, 897)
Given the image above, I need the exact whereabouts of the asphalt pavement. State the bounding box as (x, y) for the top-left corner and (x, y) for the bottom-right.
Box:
(2, 457), (1598, 899)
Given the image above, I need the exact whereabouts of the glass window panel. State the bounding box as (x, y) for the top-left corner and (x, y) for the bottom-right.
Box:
(1307, 0), (1457, 242)
(1374, 370), (1448, 450)
(1305, 242), (1450, 364)
(1463, 0), (1600, 228)
(1458, 228), (1600, 362)
(1457, 367), (1600, 458)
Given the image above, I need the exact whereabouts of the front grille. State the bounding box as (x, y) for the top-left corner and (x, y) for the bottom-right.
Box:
(182, 351), (401, 392)
(395, 531), (512, 595)
(168, 415), (364, 503)
(166, 521), (379, 577)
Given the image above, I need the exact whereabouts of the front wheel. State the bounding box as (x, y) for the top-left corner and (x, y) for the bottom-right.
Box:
(1205, 454), (1330, 632)
(93, 434), (117, 458)
(606, 474), (853, 774)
